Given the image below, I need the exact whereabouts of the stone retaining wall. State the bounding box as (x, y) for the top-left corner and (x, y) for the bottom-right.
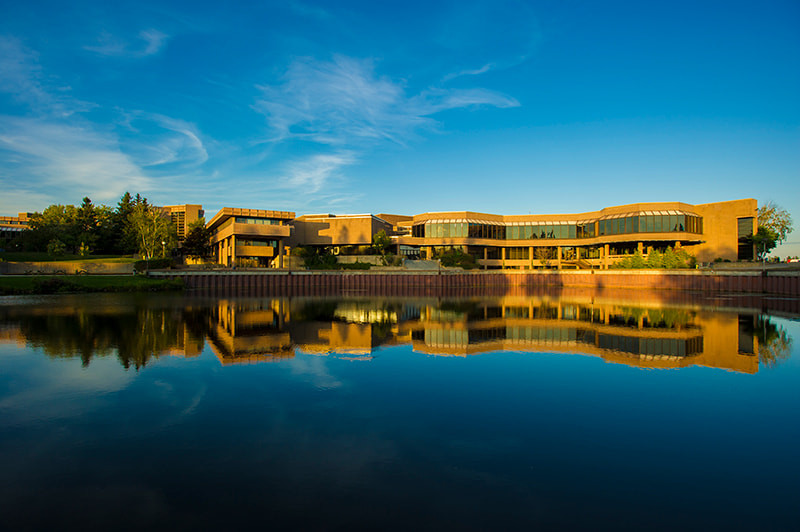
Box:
(0, 261), (135, 275)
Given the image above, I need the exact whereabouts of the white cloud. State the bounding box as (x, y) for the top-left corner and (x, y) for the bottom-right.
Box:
(254, 55), (519, 193)
(282, 151), (355, 192)
(0, 35), (208, 213)
(84, 28), (169, 58)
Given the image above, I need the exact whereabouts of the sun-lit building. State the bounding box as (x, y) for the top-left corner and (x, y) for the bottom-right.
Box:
(396, 199), (757, 268)
(206, 207), (295, 268)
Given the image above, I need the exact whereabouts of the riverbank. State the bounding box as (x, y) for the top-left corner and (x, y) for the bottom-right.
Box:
(0, 275), (184, 295)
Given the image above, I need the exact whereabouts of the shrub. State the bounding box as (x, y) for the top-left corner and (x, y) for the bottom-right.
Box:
(438, 248), (477, 269)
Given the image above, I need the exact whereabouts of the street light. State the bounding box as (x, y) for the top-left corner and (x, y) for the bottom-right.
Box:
(161, 240), (166, 257)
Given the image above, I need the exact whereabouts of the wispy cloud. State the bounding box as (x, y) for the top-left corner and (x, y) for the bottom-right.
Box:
(254, 55), (519, 196)
(0, 36), (89, 117)
(119, 112), (209, 168)
(442, 63), (494, 83)
(282, 151), (355, 193)
(84, 29), (169, 58)
(0, 117), (153, 209)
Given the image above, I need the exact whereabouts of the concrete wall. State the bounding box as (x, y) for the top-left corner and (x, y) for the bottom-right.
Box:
(693, 198), (757, 263)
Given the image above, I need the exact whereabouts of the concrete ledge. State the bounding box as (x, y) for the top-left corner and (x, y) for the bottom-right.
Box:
(0, 261), (135, 275)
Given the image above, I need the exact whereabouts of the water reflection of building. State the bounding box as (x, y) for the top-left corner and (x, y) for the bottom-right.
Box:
(204, 297), (763, 373)
(0, 296), (772, 374)
(403, 297), (759, 373)
(205, 300), (294, 365)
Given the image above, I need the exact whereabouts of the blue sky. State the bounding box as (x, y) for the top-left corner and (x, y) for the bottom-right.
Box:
(1, 0), (799, 255)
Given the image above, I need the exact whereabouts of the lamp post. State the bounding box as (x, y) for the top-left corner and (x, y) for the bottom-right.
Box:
(161, 240), (166, 258)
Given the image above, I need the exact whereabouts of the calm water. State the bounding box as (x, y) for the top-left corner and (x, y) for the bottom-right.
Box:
(0, 290), (798, 531)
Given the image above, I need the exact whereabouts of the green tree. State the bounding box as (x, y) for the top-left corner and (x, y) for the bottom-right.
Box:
(372, 229), (391, 256)
(182, 218), (213, 259)
(750, 227), (780, 261)
(128, 203), (177, 260)
(110, 192), (139, 254)
(75, 197), (100, 255)
(28, 204), (81, 253)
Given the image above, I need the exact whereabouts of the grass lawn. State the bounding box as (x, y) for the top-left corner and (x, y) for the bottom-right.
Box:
(0, 275), (183, 295)
(0, 252), (138, 263)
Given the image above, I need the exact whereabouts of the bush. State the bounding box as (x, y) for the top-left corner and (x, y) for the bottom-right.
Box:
(47, 239), (66, 257)
(438, 248), (477, 269)
(339, 262), (371, 270)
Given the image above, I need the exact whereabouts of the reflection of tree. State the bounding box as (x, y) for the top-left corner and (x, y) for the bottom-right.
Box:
(753, 317), (793, 368)
(15, 303), (212, 369)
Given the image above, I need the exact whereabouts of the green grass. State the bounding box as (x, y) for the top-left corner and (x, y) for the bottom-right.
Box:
(0, 252), (138, 263)
(0, 275), (183, 295)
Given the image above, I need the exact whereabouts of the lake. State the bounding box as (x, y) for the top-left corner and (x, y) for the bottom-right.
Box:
(1, 290), (798, 531)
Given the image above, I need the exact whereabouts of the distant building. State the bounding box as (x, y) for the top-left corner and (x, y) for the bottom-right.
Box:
(206, 207), (295, 268)
(0, 213), (31, 243)
(161, 204), (204, 243)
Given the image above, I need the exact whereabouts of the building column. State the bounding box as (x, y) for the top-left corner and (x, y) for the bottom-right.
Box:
(637, 241), (644, 255)
(501, 247), (506, 269)
(230, 235), (236, 267)
(603, 244), (610, 270)
(557, 246), (562, 270)
(278, 240), (284, 269)
(529, 246), (534, 270)
(483, 248), (488, 270)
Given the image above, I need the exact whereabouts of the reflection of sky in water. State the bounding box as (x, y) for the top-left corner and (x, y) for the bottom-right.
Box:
(0, 294), (798, 530)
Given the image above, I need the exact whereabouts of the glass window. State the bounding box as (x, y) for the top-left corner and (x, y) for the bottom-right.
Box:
(568, 225), (576, 239)
(654, 216), (662, 232)
(631, 216), (638, 233)
(646, 216), (654, 232)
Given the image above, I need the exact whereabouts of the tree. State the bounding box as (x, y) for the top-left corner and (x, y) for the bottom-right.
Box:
(372, 229), (391, 256)
(182, 218), (213, 259)
(128, 203), (177, 260)
(751, 227), (779, 261)
(758, 201), (794, 243)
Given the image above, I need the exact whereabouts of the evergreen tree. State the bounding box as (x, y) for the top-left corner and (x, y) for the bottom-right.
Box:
(182, 218), (213, 259)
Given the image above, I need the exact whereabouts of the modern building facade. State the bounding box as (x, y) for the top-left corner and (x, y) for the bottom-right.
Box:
(206, 207), (295, 268)
(395, 199), (757, 269)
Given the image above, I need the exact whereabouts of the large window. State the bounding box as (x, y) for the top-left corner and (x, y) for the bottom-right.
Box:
(737, 217), (754, 260)
(507, 247), (529, 260)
